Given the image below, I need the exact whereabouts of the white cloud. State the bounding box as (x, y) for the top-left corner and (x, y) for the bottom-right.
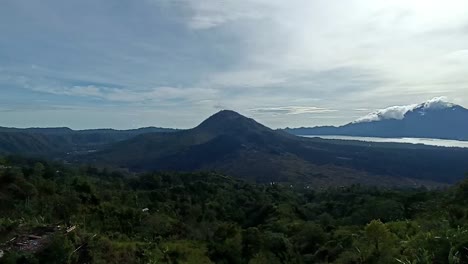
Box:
(31, 85), (104, 97)
(249, 106), (337, 115)
(354, 97), (455, 123)
(183, 0), (267, 29)
(29, 85), (218, 103)
(181, 0), (468, 113)
(206, 70), (286, 88)
(421, 96), (454, 109)
(354, 104), (417, 123)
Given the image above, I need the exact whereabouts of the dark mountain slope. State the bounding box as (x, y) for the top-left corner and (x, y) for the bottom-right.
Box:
(89, 110), (468, 186)
(92, 111), (299, 171)
(0, 126), (176, 137)
(0, 126), (177, 157)
(0, 132), (62, 155)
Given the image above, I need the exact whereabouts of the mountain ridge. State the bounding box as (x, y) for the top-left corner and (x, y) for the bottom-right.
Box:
(285, 98), (468, 141)
(0, 126), (178, 156)
(1, 109), (467, 187)
(87, 109), (468, 187)
(0, 126), (177, 134)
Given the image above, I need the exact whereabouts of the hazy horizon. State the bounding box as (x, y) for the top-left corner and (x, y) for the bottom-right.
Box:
(0, 97), (467, 130)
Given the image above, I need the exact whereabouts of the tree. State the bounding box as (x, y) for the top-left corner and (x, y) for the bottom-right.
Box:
(242, 227), (263, 261)
(208, 223), (243, 264)
(33, 162), (45, 178)
(293, 222), (326, 256)
(363, 220), (397, 263)
(365, 220), (390, 253)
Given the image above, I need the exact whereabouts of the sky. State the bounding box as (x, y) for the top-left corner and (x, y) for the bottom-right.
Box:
(0, 0), (467, 129)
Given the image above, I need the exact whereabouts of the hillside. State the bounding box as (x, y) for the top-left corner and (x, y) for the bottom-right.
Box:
(0, 126), (177, 157)
(89, 110), (468, 186)
(0, 132), (63, 156)
(285, 98), (468, 140)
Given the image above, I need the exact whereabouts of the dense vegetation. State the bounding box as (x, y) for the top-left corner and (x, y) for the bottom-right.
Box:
(1, 156), (468, 263)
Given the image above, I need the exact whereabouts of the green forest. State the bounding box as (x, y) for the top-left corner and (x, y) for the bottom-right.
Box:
(1, 156), (467, 263)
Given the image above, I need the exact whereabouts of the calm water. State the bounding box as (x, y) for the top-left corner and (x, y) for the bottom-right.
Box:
(301, 135), (468, 148)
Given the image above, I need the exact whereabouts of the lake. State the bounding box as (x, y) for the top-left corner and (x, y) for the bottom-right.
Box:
(301, 135), (468, 148)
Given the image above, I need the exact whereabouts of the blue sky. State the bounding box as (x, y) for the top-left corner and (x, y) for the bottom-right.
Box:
(1, 0), (467, 129)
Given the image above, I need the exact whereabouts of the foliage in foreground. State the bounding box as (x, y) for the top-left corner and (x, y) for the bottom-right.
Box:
(0, 156), (467, 263)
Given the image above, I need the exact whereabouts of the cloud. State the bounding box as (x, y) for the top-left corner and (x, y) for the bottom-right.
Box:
(32, 86), (103, 97)
(354, 97), (455, 123)
(181, 0), (266, 29)
(189, 8), (262, 29)
(354, 104), (417, 123)
(421, 96), (454, 109)
(0, 104), (87, 113)
(1, 0), (468, 129)
(249, 106), (337, 115)
(29, 85), (218, 103)
(206, 70), (286, 88)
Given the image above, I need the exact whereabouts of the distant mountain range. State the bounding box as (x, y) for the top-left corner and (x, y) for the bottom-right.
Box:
(285, 98), (468, 141)
(1, 108), (468, 187)
(87, 110), (468, 187)
(0, 126), (177, 156)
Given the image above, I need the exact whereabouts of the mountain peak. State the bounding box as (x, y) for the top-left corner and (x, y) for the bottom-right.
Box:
(195, 110), (271, 135)
(210, 110), (245, 119)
